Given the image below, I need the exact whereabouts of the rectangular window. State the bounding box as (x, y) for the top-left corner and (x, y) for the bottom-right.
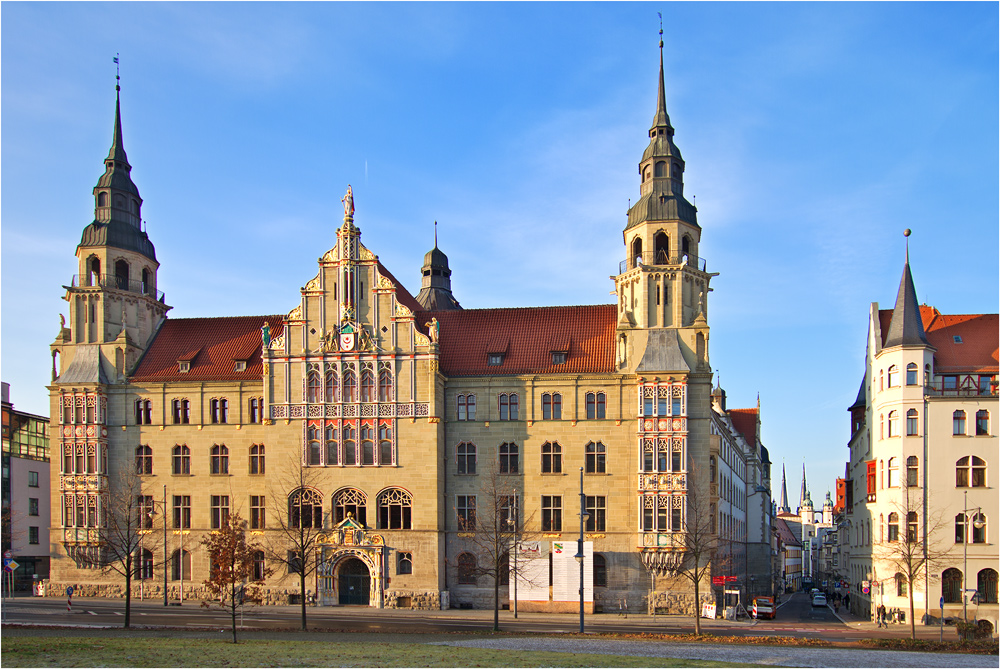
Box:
(28, 471), (39, 487)
(457, 395), (467, 421)
(211, 495), (230, 529)
(173, 495), (191, 529)
(657, 395), (667, 416)
(671, 505), (682, 532)
(672, 395), (682, 415)
(29, 526), (39, 545)
(172, 399), (190, 424)
(980, 376), (994, 396)
(976, 410), (989, 436)
(943, 376), (958, 391)
(585, 496), (606, 532)
(456, 442), (476, 475)
(499, 393), (519, 420)
(29, 498), (39, 516)
(457, 495), (476, 531)
(498, 495), (519, 529)
(457, 394), (476, 421)
(250, 495), (265, 529)
(541, 442), (562, 473)
(585, 442), (606, 474)
(541, 495), (562, 532)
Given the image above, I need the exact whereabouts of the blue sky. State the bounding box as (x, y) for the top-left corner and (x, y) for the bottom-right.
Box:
(3, 2), (997, 500)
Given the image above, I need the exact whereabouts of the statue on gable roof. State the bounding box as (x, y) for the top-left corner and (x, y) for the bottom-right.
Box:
(342, 184), (354, 218)
(261, 321), (271, 348)
(428, 317), (439, 343)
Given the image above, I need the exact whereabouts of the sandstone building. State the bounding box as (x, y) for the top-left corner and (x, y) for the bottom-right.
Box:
(47, 46), (772, 613)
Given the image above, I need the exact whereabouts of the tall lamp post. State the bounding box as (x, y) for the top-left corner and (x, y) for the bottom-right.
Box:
(574, 467), (590, 634)
(962, 490), (984, 622)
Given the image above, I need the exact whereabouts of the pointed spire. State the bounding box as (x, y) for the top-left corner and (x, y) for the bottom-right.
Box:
(779, 464), (789, 514)
(884, 229), (929, 348)
(652, 32), (672, 131)
(799, 463), (808, 510)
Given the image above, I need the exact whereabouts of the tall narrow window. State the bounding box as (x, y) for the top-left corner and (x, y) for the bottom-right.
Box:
(906, 363), (918, 385)
(378, 369), (393, 402)
(135, 445), (153, 475)
(457, 442), (477, 475)
(210, 495), (230, 529)
(906, 512), (918, 542)
(585, 441), (606, 474)
(887, 365), (898, 387)
(887, 410), (898, 437)
(906, 455), (918, 487)
(954, 410), (967, 435)
(172, 445), (190, 475)
(360, 369), (375, 403)
(541, 495), (562, 532)
(172, 399), (190, 424)
(325, 370), (338, 402)
(135, 399), (152, 425)
(906, 409), (919, 436)
(307, 371), (321, 403)
(593, 553), (607, 587)
(457, 552), (477, 584)
(211, 444), (229, 474)
(457, 495), (476, 530)
(887, 512), (899, 542)
(541, 441), (562, 473)
(250, 495), (266, 529)
(172, 495), (191, 529)
(343, 370), (357, 402)
(249, 443), (265, 475)
(361, 426), (375, 465)
(499, 442), (519, 474)
(972, 513), (987, 544)
(585, 495), (606, 532)
(976, 410), (990, 435)
(325, 426), (339, 466)
(887, 457), (898, 488)
(307, 426), (322, 466)
(342, 425), (357, 466)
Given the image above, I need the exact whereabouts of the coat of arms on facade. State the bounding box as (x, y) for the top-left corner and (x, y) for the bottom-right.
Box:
(339, 323), (356, 351)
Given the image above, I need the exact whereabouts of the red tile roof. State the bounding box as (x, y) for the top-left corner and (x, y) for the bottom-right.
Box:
(878, 306), (998, 373)
(774, 517), (801, 547)
(377, 260), (424, 316)
(728, 407), (759, 446)
(130, 315), (284, 383)
(419, 305), (616, 376)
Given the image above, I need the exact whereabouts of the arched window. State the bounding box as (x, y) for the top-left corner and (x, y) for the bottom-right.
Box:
(654, 160), (666, 177)
(653, 231), (669, 264)
(131, 199), (140, 216)
(499, 442), (519, 474)
(249, 443), (265, 475)
(896, 572), (908, 597)
(342, 369), (357, 402)
(906, 363), (918, 385)
(953, 410), (967, 435)
(135, 445), (153, 475)
(887, 365), (898, 388)
(342, 425), (357, 466)
(942, 568), (963, 603)
(325, 426), (338, 466)
(361, 425), (375, 465)
(887, 512), (899, 542)
(879, 369), (884, 391)
(333, 488), (367, 526)
(880, 413), (884, 440)
(541, 441), (562, 474)
(457, 442), (477, 475)
(976, 410), (990, 435)
(593, 553), (607, 587)
(360, 369), (376, 403)
(172, 445), (190, 475)
(631, 237), (643, 268)
(681, 235), (691, 256)
(541, 393), (561, 420)
(956, 456), (986, 487)
(457, 552), (477, 585)
(377, 488), (412, 530)
(141, 268), (150, 295)
(134, 399), (152, 425)
(978, 569), (998, 604)
(288, 488), (323, 529)
(887, 457), (898, 487)
(907, 511), (918, 542)
(906, 409), (919, 436)
(210, 444), (229, 475)
(325, 369), (338, 402)
(879, 514), (884, 543)
(98, 192), (108, 207)
(307, 371), (321, 403)
(887, 410), (899, 437)
(115, 259), (130, 291)
(586, 441), (606, 474)
(306, 426), (321, 466)
(397, 552), (413, 575)
(170, 549), (191, 581)
(378, 369), (393, 402)
(586, 391), (606, 419)
(906, 455), (918, 487)
(378, 425), (392, 465)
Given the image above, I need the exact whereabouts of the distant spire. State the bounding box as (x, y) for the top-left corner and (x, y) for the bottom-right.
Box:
(779, 464), (790, 514)
(799, 463), (808, 510)
(884, 229), (929, 348)
(434, 220), (438, 248)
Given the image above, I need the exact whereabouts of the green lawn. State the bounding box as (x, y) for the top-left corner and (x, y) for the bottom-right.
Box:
(1, 633), (736, 668)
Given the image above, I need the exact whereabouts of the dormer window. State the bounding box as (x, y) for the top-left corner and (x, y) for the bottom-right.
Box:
(953, 335), (963, 344)
(488, 353), (504, 366)
(234, 361), (247, 372)
(178, 361), (190, 373)
(552, 352), (567, 365)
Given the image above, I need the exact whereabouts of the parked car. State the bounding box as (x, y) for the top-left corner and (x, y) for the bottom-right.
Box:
(752, 596), (775, 620)
(812, 594), (827, 607)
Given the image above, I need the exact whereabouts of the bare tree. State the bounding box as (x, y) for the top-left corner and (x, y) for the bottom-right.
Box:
(453, 461), (537, 631)
(95, 467), (161, 628)
(200, 512), (271, 643)
(872, 486), (951, 639)
(265, 462), (327, 631)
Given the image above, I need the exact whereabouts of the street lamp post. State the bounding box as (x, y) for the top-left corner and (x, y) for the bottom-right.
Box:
(962, 490), (984, 623)
(574, 467), (590, 634)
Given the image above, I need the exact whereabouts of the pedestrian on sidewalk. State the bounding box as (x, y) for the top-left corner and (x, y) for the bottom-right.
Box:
(877, 604), (886, 628)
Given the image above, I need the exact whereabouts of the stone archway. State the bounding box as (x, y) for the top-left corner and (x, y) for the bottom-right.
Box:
(338, 557), (371, 605)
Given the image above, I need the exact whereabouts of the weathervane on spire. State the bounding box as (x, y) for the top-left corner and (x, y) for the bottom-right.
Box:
(434, 220), (438, 248)
(904, 227), (912, 263)
(658, 12), (663, 48)
(114, 53), (120, 91)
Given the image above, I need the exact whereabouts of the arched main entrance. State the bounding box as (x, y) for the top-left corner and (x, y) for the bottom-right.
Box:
(338, 558), (371, 605)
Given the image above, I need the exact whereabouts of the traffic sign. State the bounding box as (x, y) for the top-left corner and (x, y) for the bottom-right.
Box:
(4, 549), (11, 560)
(66, 586), (74, 596)
(4, 559), (18, 573)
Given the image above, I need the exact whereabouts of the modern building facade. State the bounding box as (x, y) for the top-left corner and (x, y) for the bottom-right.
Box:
(844, 253), (998, 631)
(45, 47), (773, 613)
(2, 382), (51, 589)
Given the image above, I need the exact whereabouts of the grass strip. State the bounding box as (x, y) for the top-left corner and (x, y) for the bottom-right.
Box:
(1, 634), (738, 668)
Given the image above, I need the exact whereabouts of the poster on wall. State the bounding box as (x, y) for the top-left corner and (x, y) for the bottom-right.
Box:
(510, 541), (548, 601)
(551, 541), (593, 602)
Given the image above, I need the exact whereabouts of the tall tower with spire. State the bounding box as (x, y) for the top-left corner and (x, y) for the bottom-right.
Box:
(798, 463), (808, 514)
(415, 224), (461, 311)
(779, 464), (790, 514)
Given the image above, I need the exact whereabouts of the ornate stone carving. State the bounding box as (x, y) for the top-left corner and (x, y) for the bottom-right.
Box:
(305, 274), (321, 292)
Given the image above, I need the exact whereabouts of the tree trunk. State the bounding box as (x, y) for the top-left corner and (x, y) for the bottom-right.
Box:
(908, 587), (916, 640)
(231, 586), (238, 644)
(693, 571), (702, 635)
(493, 575), (500, 632)
(299, 571), (307, 631)
(124, 557), (132, 629)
